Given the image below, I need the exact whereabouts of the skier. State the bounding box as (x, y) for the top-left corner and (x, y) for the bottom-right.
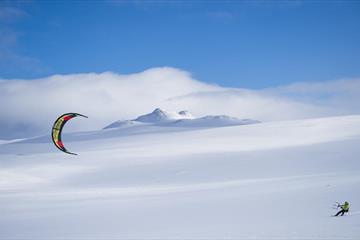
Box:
(334, 201), (350, 216)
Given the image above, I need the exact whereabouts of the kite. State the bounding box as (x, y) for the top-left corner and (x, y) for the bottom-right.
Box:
(51, 113), (88, 155)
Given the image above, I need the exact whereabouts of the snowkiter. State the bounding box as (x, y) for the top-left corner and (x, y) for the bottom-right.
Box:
(335, 201), (350, 216)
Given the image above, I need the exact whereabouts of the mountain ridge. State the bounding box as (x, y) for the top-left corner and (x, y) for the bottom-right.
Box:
(104, 108), (260, 129)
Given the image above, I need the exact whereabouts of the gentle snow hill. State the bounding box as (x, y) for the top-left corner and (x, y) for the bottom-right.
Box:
(102, 119), (137, 129)
(0, 115), (360, 239)
(104, 108), (259, 129)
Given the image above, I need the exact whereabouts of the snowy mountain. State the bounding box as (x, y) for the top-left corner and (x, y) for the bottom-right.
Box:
(104, 108), (259, 129)
(133, 108), (194, 122)
(0, 115), (360, 239)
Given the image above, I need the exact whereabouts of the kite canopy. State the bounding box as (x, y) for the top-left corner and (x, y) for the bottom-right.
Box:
(51, 113), (88, 155)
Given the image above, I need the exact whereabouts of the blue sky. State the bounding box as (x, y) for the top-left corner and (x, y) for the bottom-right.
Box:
(1, 0), (359, 88)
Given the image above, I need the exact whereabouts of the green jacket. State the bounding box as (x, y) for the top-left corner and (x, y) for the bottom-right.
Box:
(341, 203), (349, 211)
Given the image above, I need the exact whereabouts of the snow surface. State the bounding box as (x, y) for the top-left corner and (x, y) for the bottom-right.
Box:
(0, 115), (360, 239)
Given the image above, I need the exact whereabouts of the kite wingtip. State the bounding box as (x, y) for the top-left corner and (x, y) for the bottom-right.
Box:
(66, 151), (78, 156)
(75, 113), (88, 118)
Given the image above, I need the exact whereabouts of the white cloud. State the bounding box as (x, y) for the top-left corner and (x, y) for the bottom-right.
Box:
(0, 67), (359, 139)
(0, 67), (217, 139)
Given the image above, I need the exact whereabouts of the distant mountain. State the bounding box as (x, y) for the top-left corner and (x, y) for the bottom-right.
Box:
(103, 108), (194, 129)
(172, 115), (260, 127)
(103, 108), (259, 129)
(134, 108), (194, 123)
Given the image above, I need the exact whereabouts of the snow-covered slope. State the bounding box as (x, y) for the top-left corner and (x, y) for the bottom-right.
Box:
(103, 120), (137, 129)
(173, 115), (259, 127)
(0, 115), (360, 239)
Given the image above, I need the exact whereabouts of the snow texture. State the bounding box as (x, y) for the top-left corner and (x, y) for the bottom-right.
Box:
(0, 115), (360, 239)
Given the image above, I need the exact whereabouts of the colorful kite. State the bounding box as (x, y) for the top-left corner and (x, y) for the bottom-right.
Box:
(51, 113), (88, 155)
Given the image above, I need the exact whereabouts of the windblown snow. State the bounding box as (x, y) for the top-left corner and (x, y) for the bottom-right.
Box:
(0, 113), (359, 239)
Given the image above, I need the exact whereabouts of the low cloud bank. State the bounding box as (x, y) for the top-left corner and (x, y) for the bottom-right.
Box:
(1, 67), (359, 139)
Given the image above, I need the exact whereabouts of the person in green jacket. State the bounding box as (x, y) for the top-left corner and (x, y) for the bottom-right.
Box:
(335, 201), (350, 216)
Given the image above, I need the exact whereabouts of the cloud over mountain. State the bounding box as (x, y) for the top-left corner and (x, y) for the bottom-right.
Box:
(1, 67), (360, 139)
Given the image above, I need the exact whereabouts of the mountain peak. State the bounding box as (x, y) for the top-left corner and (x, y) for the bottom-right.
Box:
(133, 108), (194, 123)
(152, 108), (167, 116)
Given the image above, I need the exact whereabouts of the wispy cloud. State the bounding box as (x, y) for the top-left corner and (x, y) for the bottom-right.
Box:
(0, 4), (44, 77)
(0, 67), (359, 139)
